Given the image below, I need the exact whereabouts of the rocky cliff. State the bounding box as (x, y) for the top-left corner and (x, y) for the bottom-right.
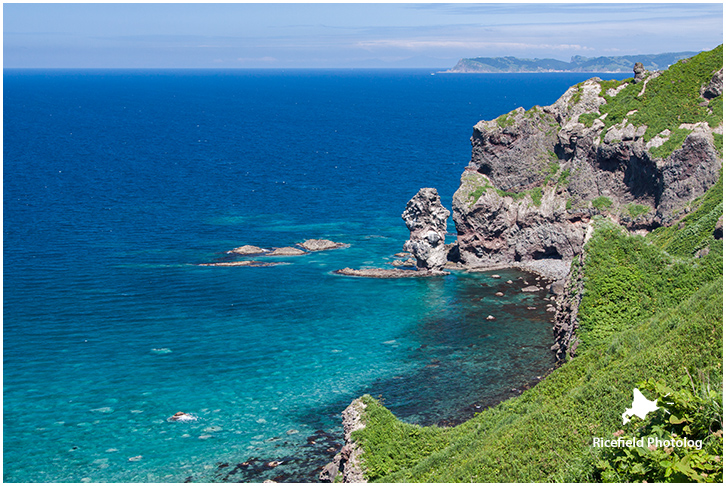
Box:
(452, 46), (723, 360)
(454, 50), (722, 267)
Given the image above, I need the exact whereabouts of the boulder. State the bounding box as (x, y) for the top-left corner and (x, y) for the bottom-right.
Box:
(633, 62), (647, 83)
(549, 279), (566, 296)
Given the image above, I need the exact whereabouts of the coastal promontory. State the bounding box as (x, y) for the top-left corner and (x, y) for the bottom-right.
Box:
(327, 45), (723, 483)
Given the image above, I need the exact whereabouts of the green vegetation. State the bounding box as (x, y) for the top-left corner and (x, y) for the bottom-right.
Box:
(650, 172), (723, 256)
(602, 46), (722, 139)
(467, 185), (489, 205)
(591, 196), (613, 211)
(576, 217), (722, 349)
(599, 78), (633, 95)
(649, 128), (692, 159)
(576, 46), (722, 158)
(579, 112), (600, 128)
(496, 113), (515, 128)
(596, 374), (723, 482)
(467, 180), (544, 207)
(570, 83), (584, 106)
(351, 396), (450, 479)
(713, 133), (723, 157)
(530, 186), (543, 206)
(624, 203), (650, 219)
(558, 168), (571, 186)
(348, 172), (723, 483)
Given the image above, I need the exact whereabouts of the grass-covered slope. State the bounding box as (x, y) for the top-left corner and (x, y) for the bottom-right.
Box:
(350, 176), (723, 484)
(579, 45), (723, 158)
(353, 236), (722, 482)
(576, 174), (723, 349)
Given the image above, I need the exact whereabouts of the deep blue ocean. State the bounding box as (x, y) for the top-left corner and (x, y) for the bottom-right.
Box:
(4, 69), (629, 482)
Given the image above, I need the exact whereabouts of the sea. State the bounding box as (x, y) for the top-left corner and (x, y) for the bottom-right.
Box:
(3, 69), (629, 482)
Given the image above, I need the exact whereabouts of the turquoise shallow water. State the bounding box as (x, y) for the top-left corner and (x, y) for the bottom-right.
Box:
(3, 69), (628, 482)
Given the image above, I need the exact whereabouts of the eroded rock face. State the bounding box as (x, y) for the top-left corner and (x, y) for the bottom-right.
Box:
(453, 66), (723, 268)
(401, 188), (451, 271)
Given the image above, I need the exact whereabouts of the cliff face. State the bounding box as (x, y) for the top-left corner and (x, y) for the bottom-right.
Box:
(453, 50), (723, 273)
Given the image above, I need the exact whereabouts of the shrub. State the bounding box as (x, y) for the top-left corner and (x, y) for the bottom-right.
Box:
(625, 203), (650, 218)
(530, 187), (543, 206)
(591, 196), (613, 211)
(595, 374), (723, 483)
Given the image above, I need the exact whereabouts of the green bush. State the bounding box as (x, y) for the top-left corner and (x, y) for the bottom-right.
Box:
(595, 374), (723, 483)
(579, 112), (600, 127)
(530, 187), (543, 206)
(591, 196), (613, 211)
(625, 203), (650, 218)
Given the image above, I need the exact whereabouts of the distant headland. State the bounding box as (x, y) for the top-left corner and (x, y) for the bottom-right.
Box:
(443, 51), (699, 73)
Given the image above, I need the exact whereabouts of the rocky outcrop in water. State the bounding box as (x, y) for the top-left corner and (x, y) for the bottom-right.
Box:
(335, 267), (446, 278)
(401, 188), (451, 272)
(298, 239), (346, 251)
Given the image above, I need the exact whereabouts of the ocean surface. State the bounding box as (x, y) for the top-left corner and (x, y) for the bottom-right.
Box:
(3, 69), (629, 482)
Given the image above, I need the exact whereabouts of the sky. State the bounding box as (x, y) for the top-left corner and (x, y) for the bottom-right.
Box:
(3, 2), (724, 69)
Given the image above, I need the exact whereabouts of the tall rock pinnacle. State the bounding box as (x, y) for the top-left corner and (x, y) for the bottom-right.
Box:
(401, 188), (450, 271)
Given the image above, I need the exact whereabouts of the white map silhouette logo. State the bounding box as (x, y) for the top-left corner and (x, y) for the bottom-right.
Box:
(622, 388), (659, 424)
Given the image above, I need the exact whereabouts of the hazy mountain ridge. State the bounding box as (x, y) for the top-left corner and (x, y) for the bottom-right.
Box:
(445, 51), (699, 73)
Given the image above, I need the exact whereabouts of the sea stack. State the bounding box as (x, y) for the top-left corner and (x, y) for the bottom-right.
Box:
(401, 188), (450, 272)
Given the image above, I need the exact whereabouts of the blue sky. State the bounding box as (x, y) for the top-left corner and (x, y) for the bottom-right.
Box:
(3, 2), (723, 68)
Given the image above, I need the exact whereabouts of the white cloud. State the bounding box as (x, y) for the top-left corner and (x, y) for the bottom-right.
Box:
(356, 40), (594, 52)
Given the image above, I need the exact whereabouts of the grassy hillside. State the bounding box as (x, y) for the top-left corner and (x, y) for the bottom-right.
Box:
(351, 194), (722, 482)
(579, 45), (723, 158)
(347, 47), (723, 482)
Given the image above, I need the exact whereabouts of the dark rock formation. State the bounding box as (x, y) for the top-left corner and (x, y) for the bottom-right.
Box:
(452, 69), (722, 270)
(702, 67), (723, 99)
(551, 253), (585, 361)
(401, 188), (451, 271)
